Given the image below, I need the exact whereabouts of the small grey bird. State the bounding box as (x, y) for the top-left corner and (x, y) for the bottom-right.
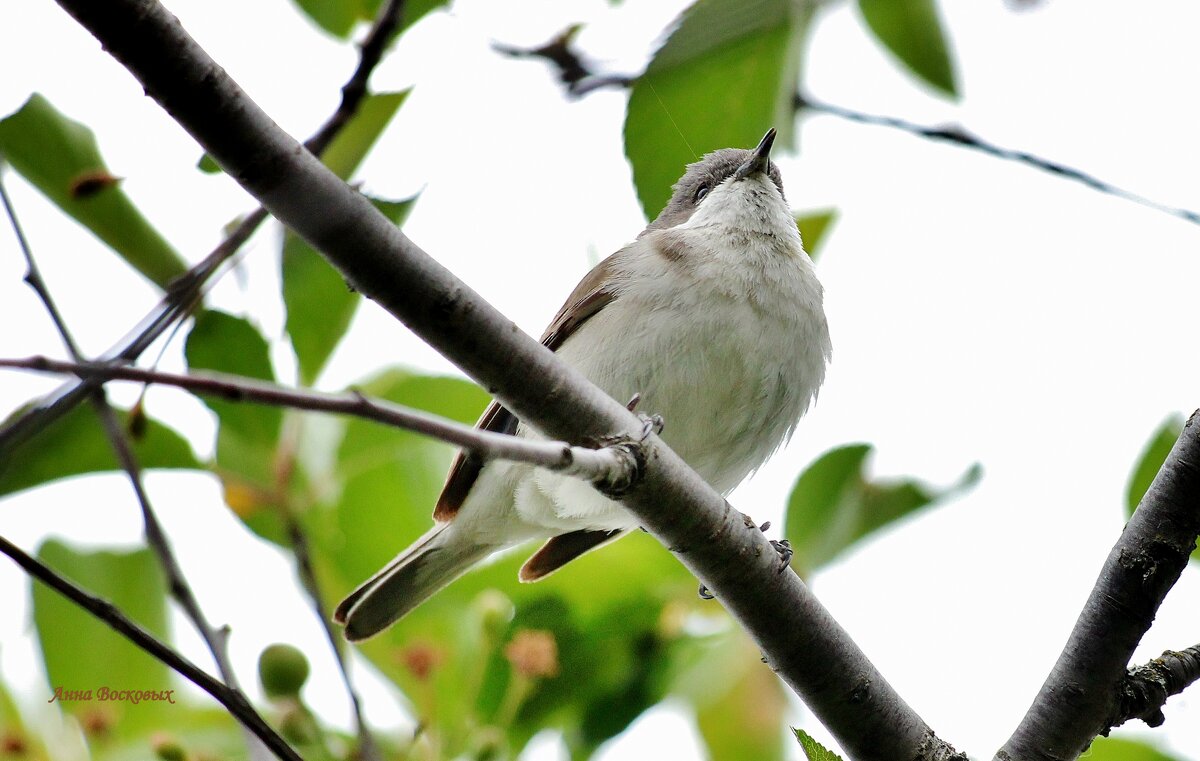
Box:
(335, 129), (831, 641)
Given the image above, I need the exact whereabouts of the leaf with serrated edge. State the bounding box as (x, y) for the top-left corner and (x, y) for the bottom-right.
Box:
(793, 729), (843, 761)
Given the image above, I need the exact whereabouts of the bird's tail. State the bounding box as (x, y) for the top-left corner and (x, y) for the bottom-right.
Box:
(334, 523), (495, 641)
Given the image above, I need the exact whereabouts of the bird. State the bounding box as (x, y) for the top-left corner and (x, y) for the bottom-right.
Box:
(335, 128), (831, 641)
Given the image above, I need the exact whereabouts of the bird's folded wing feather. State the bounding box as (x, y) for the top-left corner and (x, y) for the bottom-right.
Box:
(432, 252), (625, 521)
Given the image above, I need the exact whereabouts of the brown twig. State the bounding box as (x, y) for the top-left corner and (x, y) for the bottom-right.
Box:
(0, 356), (641, 485)
(0, 534), (303, 761)
(45, 2), (964, 756)
(2, 169), (276, 761)
(493, 25), (1200, 229)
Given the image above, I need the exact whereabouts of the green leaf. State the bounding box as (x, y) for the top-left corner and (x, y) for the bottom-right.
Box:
(33, 540), (172, 737)
(784, 444), (981, 575)
(0, 402), (199, 499)
(283, 193), (416, 386)
(290, 0), (358, 38)
(692, 633), (787, 761)
(624, 0), (813, 219)
(289, 0), (449, 39)
(1126, 414), (1184, 514)
(296, 368), (696, 758)
(197, 153), (221, 174)
(796, 208), (837, 262)
(1084, 736), (1184, 761)
(320, 90), (410, 180)
(793, 729), (843, 761)
(856, 0), (958, 98)
(0, 94), (187, 289)
(1125, 414), (1195, 564)
(184, 310), (282, 501)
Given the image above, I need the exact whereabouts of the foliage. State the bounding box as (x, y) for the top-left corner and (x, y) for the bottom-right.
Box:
(1, 1), (1188, 760)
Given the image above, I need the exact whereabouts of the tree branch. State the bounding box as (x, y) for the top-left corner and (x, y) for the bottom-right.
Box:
(0, 356), (641, 487)
(2, 171), (277, 761)
(0, 534), (303, 761)
(0, 0), (404, 459)
(1111, 644), (1200, 731)
(46, 1), (961, 758)
(493, 27), (1200, 230)
(794, 93), (1200, 229)
(996, 412), (1200, 760)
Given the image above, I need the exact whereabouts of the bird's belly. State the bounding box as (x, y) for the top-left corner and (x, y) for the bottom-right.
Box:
(512, 293), (817, 532)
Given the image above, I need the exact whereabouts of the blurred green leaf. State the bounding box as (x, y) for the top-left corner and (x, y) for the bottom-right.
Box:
(283, 193), (416, 386)
(298, 368), (695, 758)
(796, 208), (837, 262)
(319, 369), (488, 584)
(33, 540), (171, 737)
(1085, 736), (1183, 761)
(321, 90), (410, 180)
(197, 153), (221, 174)
(1125, 414), (1195, 564)
(184, 310), (282, 518)
(90, 705), (271, 761)
(1126, 414), (1183, 514)
(793, 729), (843, 760)
(0, 403), (199, 499)
(784, 444), (981, 575)
(693, 633), (787, 761)
(0, 94), (187, 288)
(289, 0), (449, 39)
(856, 0), (958, 97)
(625, 0), (812, 219)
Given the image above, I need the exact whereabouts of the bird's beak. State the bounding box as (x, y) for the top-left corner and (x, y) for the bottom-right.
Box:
(733, 128), (776, 180)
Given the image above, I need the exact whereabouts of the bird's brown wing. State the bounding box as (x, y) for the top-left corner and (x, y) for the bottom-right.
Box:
(519, 528), (625, 581)
(432, 253), (623, 521)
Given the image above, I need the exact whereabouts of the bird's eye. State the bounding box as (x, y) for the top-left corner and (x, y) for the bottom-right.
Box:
(693, 183), (710, 203)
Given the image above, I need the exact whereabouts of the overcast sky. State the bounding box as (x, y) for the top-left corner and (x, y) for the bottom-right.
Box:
(2, 0), (1199, 758)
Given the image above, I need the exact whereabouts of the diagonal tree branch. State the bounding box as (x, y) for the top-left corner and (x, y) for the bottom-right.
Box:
(46, 1), (962, 758)
(3, 6), (406, 749)
(0, 534), (303, 761)
(996, 412), (1200, 760)
(0, 0), (404, 460)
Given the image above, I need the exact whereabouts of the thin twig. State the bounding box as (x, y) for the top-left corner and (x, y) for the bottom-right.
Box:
(794, 93), (1200, 229)
(492, 26), (1200, 229)
(44, 2), (965, 755)
(0, 0), (407, 458)
(1, 5), (410, 754)
(0, 534), (303, 761)
(1111, 644), (1200, 731)
(0, 356), (640, 486)
(1, 173), (274, 761)
(282, 509), (378, 758)
(305, 0), (406, 155)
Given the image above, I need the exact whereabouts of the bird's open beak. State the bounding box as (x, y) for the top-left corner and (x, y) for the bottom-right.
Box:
(734, 128), (776, 180)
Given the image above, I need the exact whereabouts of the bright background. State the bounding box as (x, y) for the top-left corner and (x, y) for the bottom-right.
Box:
(2, 0), (1199, 758)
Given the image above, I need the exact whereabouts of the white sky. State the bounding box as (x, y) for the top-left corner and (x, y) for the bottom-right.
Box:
(2, 0), (1199, 759)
